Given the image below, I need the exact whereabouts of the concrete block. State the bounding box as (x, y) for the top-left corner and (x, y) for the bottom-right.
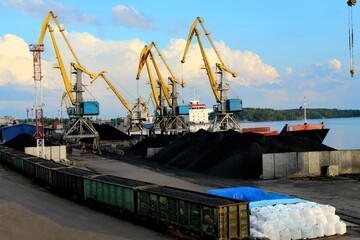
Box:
(59, 145), (67, 160)
(297, 152), (310, 176)
(24, 147), (36, 157)
(339, 150), (352, 174)
(44, 147), (51, 160)
(319, 151), (331, 167)
(329, 151), (341, 166)
(51, 146), (60, 162)
(351, 150), (360, 174)
(330, 150), (352, 174)
(308, 152), (321, 176)
(286, 152), (298, 176)
(326, 165), (339, 177)
(262, 153), (275, 179)
(147, 147), (163, 157)
(274, 153), (287, 178)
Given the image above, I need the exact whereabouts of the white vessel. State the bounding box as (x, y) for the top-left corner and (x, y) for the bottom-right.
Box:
(187, 97), (212, 132)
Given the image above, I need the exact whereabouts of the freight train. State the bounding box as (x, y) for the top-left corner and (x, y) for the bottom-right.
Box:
(0, 144), (249, 240)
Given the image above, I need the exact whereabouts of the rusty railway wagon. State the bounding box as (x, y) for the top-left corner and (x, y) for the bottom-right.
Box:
(137, 186), (249, 240)
(0, 145), (250, 239)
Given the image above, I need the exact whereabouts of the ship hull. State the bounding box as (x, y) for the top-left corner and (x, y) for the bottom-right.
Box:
(280, 128), (329, 143)
(279, 123), (329, 143)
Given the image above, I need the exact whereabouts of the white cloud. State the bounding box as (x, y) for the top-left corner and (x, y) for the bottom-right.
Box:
(159, 39), (281, 88)
(111, 5), (156, 30)
(0, 34), (33, 88)
(328, 58), (341, 73)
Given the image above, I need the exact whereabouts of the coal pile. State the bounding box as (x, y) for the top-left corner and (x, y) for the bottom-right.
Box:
(94, 124), (132, 140)
(4, 134), (55, 152)
(133, 129), (335, 179)
(82, 124), (132, 143)
(127, 134), (180, 155)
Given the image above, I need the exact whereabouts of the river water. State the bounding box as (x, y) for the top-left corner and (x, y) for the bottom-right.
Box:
(240, 117), (360, 150)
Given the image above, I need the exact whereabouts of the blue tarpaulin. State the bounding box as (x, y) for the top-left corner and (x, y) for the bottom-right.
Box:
(206, 187), (307, 209)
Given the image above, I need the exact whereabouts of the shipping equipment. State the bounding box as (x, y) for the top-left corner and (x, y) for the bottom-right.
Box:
(137, 42), (188, 135)
(90, 71), (149, 135)
(181, 17), (243, 132)
(348, 0), (356, 76)
(29, 43), (46, 158)
(35, 11), (101, 152)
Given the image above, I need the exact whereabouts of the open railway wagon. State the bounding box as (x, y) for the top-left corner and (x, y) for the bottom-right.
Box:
(0, 145), (45, 175)
(137, 186), (250, 240)
(35, 161), (70, 185)
(83, 174), (158, 217)
(51, 167), (97, 201)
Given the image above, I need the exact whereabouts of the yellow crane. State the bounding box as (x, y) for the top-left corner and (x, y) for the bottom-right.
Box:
(36, 11), (101, 152)
(181, 16), (237, 103)
(181, 17), (242, 132)
(137, 42), (187, 109)
(137, 44), (172, 109)
(137, 42), (188, 134)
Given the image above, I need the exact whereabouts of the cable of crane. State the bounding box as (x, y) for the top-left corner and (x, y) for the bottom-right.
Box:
(348, 0), (356, 77)
(181, 62), (185, 104)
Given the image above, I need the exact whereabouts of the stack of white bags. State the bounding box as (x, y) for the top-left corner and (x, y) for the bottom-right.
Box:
(249, 201), (347, 240)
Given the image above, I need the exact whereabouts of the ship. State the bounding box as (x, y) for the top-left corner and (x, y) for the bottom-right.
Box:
(279, 122), (329, 143)
(243, 98), (329, 143)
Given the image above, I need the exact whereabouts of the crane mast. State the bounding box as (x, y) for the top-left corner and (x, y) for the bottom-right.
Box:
(29, 43), (45, 158)
(181, 17), (242, 132)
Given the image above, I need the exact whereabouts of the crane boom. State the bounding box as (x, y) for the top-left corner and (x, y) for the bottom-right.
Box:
(137, 44), (172, 108)
(36, 11), (80, 65)
(194, 29), (221, 102)
(47, 25), (75, 104)
(90, 71), (132, 112)
(151, 42), (186, 88)
(181, 16), (238, 103)
(144, 57), (161, 109)
(148, 50), (172, 107)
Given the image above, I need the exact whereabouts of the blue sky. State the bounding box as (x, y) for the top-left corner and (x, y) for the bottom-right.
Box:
(0, 0), (359, 119)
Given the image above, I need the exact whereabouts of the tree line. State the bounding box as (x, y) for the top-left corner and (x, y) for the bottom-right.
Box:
(234, 108), (360, 122)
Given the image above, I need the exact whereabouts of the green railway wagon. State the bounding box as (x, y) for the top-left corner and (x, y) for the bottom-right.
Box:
(83, 174), (158, 215)
(51, 167), (97, 200)
(137, 186), (250, 240)
(0, 145), (12, 164)
(12, 152), (39, 172)
(3, 148), (17, 167)
(35, 161), (69, 185)
(23, 157), (48, 178)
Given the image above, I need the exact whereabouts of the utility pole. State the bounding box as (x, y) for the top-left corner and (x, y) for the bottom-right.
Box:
(29, 43), (45, 159)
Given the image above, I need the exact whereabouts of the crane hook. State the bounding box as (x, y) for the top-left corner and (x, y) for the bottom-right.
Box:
(348, 0), (356, 6)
